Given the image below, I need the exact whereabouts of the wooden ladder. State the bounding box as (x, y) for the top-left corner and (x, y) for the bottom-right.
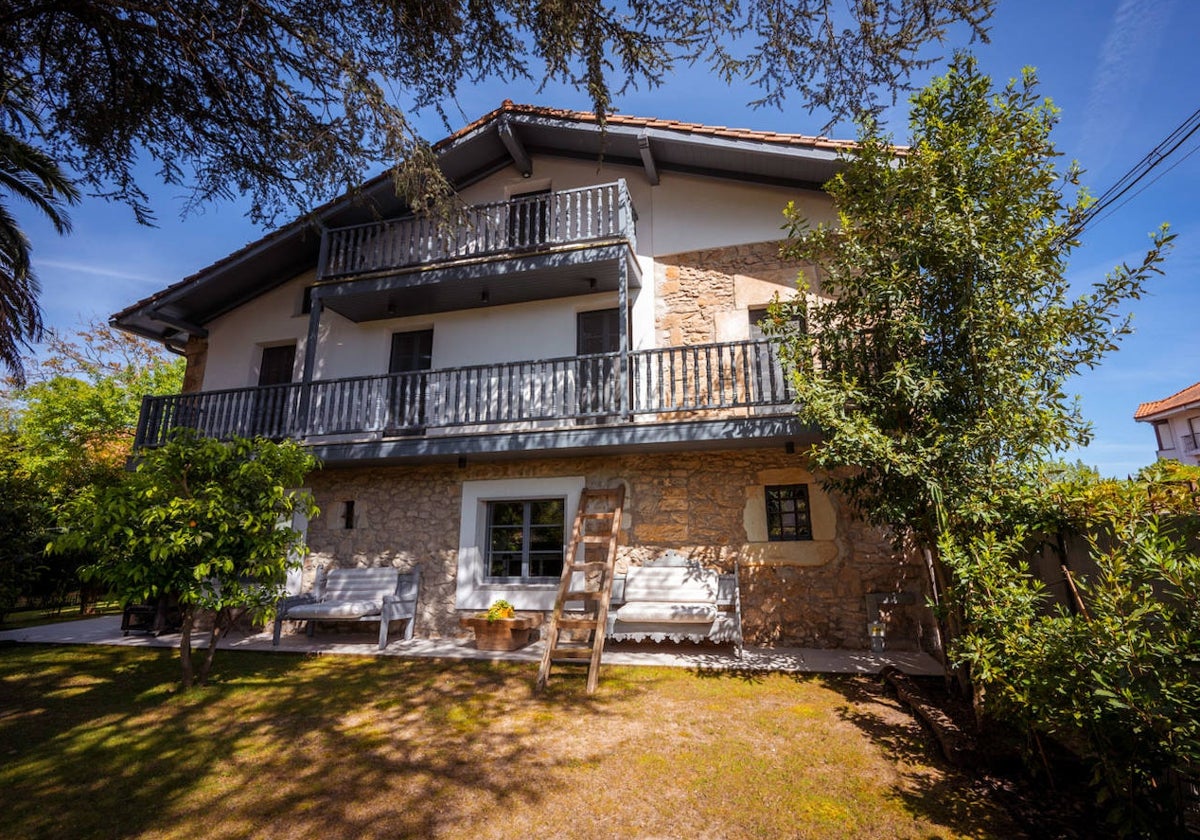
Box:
(535, 485), (625, 694)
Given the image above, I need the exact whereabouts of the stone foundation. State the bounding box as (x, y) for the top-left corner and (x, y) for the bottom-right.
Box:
(302, 448), (932, 651)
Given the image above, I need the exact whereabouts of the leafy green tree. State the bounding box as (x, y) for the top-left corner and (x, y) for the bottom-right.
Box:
(773, 54), (1192, 833)
(0, 440), (52, 623)
(947, 464), (1200, 835)
(0, 322), (184, 613)
(0, 0), (991, 382)
(775, 53), (1171, 628)
(5, 321), (184, 494)
(57, 433), (319, 688)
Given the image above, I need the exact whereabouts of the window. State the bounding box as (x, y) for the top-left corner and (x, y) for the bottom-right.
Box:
(254, 343), (297, 436)
(765, 484), (813, 541)
(388, 329), (433, 430)
(750, 305), (806, 340)
(1155, 421), (1174, 451)
(486, 498), (565, 580)
(258, 343), (296, 387)
(455, 475), (584, 611)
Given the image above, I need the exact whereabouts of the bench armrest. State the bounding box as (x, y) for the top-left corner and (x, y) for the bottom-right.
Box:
(381, 594), (415, 614)
(276, 593), (317, 616)
(380, 594), (417, 643)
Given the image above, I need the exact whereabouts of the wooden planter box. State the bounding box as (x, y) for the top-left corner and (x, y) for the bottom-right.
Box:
(459, 613), (544, 651)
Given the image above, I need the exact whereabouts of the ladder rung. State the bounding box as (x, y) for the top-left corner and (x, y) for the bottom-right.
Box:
(581, 535), (610, 544)
(569, 561), (609, 571)
(550, 647), (592, 659)
(564, 591), (600, 600)
(556, 618), (601, 630)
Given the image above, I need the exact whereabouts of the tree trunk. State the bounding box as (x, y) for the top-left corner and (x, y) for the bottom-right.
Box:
(922, 543), (971, 696)
(196, 608), (228, 686)
(178, 605), (196, 689)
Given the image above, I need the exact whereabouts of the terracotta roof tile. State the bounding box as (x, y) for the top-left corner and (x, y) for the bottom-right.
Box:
(434, 101), (858, 152)
(1134, 380), (1200, 420)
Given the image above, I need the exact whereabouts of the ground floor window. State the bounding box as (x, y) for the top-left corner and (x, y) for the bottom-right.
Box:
(765, 484), (813, 541)
(486, 498), (565, 580)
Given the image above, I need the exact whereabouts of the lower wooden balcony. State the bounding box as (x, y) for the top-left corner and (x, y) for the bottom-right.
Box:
(135, 339), (812, 462)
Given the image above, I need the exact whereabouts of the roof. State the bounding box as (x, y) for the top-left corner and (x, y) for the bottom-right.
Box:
(434, 100), (857, 154)
(112, 101), (856, 347)
(1134, 380), (1200, 421)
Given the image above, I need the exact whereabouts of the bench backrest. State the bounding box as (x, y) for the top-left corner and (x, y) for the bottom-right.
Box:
(317, 567), (399, 603)
(623, 565), (719, 604)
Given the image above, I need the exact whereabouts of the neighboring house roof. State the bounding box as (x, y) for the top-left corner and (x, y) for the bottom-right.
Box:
(1134, 380), (1200, 421)
(111, 101), (855, 348)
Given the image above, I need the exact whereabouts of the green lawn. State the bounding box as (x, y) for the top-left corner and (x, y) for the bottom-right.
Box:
(0, 644), (1019, 839)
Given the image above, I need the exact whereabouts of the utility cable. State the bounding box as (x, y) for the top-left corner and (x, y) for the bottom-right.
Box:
(1069, 105), (1200, 240)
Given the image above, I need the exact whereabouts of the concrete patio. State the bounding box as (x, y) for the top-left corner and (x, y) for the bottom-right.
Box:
(0, 615), (944, 676)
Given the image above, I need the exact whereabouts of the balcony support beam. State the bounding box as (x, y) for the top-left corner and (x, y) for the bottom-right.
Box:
(637, 133), (660, 186)
(498, 118), (532, 178)
(297, 291), (324, 435)
(617, 250), (631, 420)
(149, 308), (208, 338)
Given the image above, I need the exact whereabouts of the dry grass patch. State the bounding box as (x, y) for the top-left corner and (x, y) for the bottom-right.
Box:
(0, 644), (1019, 839)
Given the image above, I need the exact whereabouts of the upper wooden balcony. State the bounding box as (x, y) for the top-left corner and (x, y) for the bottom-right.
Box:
(318, 181), (636, 282)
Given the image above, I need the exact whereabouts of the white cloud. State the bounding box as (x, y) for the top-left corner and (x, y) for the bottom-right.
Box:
(36, 259), (164, 285)
(1080, 0), (1172, 175)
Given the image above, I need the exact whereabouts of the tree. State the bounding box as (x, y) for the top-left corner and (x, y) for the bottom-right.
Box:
(775, 53), (1171, 609)
(0, 321), (184, 614)
(0, 0), (992, 381)
(0, 441), (51, 623)
(946, 463), (1200, 835)
(57, 433), (319, 688)
(0, 85), (80, 385)
(4, 320), (185, 494)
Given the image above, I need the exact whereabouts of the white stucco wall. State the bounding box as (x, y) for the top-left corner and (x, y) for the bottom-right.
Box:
(200, 153), (835, 389)
(1150, 409), (1200, 465)
(457, 155), (834, 259)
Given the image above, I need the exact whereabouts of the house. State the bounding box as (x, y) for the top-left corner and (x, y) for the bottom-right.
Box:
(112, 102), (933, 652)
(1134, 380), (1200, 465)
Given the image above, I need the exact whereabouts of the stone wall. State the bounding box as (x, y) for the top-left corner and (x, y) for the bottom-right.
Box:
(655, 240), (818, 345)
(182, 336), (208, 394)
(303, 448), (932, 651)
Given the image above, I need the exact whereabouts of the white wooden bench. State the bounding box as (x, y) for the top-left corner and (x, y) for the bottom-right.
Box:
(272, 565), (420, 649)
(606, 552), (742, 657)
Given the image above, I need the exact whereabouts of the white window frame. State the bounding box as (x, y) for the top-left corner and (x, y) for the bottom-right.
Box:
(455, 476), (585, 611)
(1155, 421), (1175, 452)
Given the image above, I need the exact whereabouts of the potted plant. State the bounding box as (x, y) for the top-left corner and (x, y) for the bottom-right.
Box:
(459, 599), (543, 651)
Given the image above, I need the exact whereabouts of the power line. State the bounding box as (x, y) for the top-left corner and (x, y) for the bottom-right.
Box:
(1069, 105), (1200, 239)
(1087, 138), (1200, 232)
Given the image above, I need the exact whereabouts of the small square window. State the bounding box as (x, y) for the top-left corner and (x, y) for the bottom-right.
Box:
(749, 305), (806, 340)
(765, 484), (813, 542)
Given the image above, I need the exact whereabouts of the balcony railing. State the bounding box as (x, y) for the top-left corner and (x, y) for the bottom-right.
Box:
(134, 339), (794, 449)
(1184, 433), (1198, 453)
(319, 181), (636, 280)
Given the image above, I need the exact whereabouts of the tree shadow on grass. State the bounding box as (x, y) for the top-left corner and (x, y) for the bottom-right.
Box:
(681, 665), (1029, 839)
(0, 643), (662, 839)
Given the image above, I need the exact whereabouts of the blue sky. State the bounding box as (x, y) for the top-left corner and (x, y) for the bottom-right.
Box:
(22, 0), (1200, 477)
